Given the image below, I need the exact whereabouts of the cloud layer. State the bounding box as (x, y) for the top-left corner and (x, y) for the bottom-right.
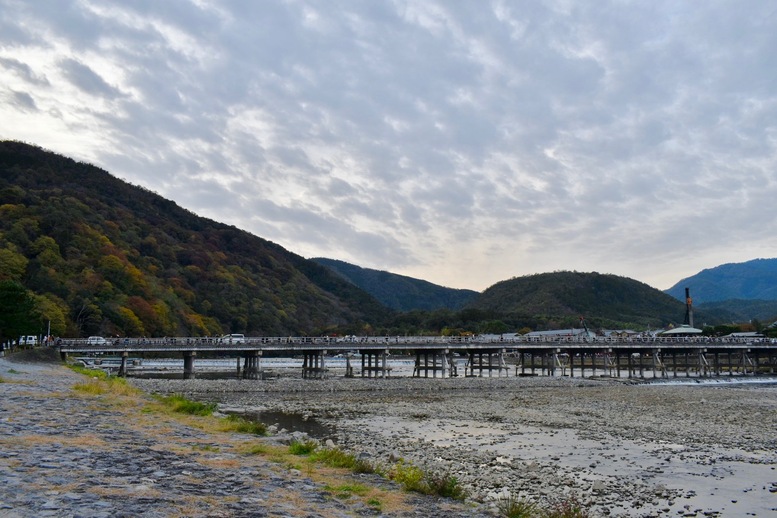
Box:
(2, 0), (776, 291)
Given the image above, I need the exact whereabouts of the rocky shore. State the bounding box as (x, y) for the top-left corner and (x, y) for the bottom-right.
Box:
(133, 374), (777, 517)
(0, 354), (489, 517)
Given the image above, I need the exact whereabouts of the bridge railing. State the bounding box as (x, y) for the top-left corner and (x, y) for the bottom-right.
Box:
(56, 335), (776, 349)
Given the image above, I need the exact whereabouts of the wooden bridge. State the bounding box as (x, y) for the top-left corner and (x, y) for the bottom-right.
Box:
(57, 335), (777, 380)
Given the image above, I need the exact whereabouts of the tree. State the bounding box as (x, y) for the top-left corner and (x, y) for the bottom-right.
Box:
(0, 280), (38, 343)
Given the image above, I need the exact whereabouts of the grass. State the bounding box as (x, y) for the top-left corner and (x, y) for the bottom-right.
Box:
(154, 394), (217, 416)
(220, 414), (267, 435)
(494, 493), (593, 518)
(288, 439), (318, 455)
(496, 494), (540, 518)
(324, 482), (369, 499)
(70, 366), (142, 397)
(387, 459), (466, 500)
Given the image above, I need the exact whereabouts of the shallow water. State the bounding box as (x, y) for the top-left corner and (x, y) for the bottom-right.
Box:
(348, 413), (776, 516)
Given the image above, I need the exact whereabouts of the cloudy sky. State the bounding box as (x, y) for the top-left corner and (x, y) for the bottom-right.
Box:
(2, 1), (776, 292)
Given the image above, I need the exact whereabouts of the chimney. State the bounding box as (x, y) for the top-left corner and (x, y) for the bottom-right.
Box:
(684, 287), (694, 328)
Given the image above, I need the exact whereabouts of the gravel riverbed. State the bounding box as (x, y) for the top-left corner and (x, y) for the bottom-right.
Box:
(0, 354), (488, 517)
(132, 374), (777, 517)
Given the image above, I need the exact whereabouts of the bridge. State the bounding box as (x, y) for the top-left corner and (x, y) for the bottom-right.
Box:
(57, 335), (777, 380)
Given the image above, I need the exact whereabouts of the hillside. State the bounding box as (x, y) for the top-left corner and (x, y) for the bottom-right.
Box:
(467, 271), (687, 330)
(665, 258), (777, 303)
(312, 258), (479, 311)
(0, 141), (388, 339)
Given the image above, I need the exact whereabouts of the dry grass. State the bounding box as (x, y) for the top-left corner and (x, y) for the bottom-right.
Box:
(56, 368), (422, 515)
(0, 433), (109, 449)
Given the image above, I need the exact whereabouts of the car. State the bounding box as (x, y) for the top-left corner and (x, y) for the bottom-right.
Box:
(220, 334), (245, 344)
(86, 336), (107, 345)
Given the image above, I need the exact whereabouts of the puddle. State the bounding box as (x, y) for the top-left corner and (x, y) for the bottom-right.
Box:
(239, 410), (333, 437)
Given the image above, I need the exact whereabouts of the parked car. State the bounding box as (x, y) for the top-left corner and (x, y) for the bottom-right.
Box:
(220, 334), (245, 344)
(86, 336), (107, 345)
(18, 335), (38, 346)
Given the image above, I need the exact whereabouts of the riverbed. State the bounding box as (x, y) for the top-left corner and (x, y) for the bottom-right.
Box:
(131, 375), (777, 517)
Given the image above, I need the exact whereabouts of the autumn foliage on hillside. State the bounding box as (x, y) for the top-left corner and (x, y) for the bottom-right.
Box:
(0, 141), (386, 340)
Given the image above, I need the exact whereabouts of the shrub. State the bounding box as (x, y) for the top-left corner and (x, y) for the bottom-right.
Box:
(389, 460), (426, 493)
(425, 472), (466, 500)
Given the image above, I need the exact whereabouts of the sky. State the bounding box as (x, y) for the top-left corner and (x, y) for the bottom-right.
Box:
(1, 1), (776, 292)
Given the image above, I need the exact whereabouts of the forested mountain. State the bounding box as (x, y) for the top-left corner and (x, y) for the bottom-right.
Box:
(466, 271), (688, 330)
(0, 141), (388, 340)
(665, 258), (777, 303)
(694, 299), (777, 325)
(311, 258), (479, 311)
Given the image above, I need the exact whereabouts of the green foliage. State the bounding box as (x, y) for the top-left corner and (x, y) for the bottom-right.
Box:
(324, 482), (369, 499)
(496, 494), (539, 518)
(222, 414), (267, 435)
(0, 280), (39, 343)
(0, 140), (390, 338)
(388, 460), (466, 500)
(288, 439), (318, 455)
(156, 394), (216, 416)
(468, 271), (687, 330)
(495, 494), (593, 518)
(310, 447), (375, 473)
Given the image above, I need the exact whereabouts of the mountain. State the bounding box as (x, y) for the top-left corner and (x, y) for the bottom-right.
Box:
(466, 271), (687, 330)
(0, 141), (388, 339)
(311, 258), (479, 312)
(694, 299), (777, 325)
(665, 258), (777, 303)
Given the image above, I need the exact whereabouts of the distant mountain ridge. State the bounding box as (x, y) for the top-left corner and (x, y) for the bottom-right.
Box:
(465, 271), (687, 329)
(665, 258), (777, 303)
(311, 258), (479, 311)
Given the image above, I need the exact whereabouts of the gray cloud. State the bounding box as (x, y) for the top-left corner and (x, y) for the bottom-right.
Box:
(1, 0), (775, 291)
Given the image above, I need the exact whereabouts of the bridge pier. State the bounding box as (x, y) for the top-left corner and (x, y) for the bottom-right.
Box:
(117, 351), (129, 377)
(183, 351), (196, 380)
(412, 349), (458, 378)
(360, 349), (390, 378)
(242, 351), (262, 380)
(465, 349), (508, 377)
(302, 350), (327, 379)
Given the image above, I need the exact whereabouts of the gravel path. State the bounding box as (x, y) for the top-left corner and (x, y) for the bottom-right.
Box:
(0, 354), (489, 517)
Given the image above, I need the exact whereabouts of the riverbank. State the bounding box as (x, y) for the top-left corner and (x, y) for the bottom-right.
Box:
(0, 351), (489, 517)
(132, 374), (777, 517)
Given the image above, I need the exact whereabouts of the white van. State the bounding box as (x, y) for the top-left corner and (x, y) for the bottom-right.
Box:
(220, 334), (245, 344)
(18, 335), (38, 346)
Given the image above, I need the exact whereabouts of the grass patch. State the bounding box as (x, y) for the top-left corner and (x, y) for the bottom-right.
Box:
(496, 494), (539, 518)
(324, 482), (369, 500)
(0, 375), (5, 383)
(388, 460), (466, 500)
(70, 367), (141, 397)
(239, 443), (270, 456)
(220, 414), (267, 435)
(288, 439), (318, 455)
(155, 394), (217, 416)
(495, 493), (593, 518)
(543, 496), (592, 518)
